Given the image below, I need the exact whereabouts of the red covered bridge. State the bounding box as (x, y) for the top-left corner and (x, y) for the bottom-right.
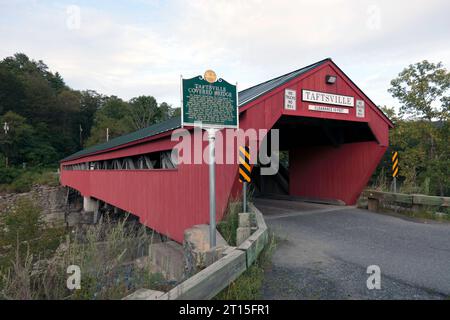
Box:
(60, 58), (393, 243)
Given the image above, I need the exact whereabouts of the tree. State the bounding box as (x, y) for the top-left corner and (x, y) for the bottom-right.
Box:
(0, 52), (180, 170)
(0, 64), (25, 115)
(128, 95), (160, 130)
(388, 60), (449, 121)
(85, 97), (133, 147)
(77, 90), (104, 147)
(159, 102), (180, 118)
(386, 61), (450, 195)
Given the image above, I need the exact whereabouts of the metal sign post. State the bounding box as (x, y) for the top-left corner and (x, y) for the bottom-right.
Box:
(243, 182), (247, 213)
(207, 128), (217, 248)
(181, 70), (238, 249)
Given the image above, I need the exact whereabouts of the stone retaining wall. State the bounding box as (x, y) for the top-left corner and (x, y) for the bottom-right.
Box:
(0, 185), (68, 225)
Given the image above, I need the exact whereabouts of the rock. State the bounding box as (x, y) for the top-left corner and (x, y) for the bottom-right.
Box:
(183, 224), (229, 277)
(0, 185), (68, 226)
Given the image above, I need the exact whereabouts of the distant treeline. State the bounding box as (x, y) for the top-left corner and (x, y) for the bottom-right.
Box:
(0, 53), (179, 170)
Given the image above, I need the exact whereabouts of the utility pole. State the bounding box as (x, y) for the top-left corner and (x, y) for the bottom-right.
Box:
(106, 128), (109, 142)
(79, 124), (83, 147)
(3, 122), (9, 167)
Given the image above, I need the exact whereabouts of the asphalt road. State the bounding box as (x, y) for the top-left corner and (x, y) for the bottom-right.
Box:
(254, 198), (450, 300)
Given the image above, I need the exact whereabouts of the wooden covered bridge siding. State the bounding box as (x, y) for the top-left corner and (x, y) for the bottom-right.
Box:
(60, 59), (392, 243)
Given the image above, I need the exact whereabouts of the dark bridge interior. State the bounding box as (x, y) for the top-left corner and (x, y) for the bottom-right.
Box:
(251, 116), (377, 197)
(274, 116), (377, 149)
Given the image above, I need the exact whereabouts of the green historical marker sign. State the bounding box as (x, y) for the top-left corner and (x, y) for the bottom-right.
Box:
(181, 72), (238, 129)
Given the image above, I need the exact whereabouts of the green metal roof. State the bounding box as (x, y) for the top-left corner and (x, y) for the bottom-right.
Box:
(62, 58), (330, 162)
(238, 58), (330, 105)
(62, 116), (181, 161)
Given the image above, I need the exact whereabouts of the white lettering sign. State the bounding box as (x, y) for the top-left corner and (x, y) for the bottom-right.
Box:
(302, 90), (354, 107)
(356, 100), (365, 118)
(284, 89), (297, 110)
(308, 105), (349, 114)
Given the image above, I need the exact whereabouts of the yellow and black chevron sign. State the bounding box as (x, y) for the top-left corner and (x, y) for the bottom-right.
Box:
(239, 146), (252, 183)
(392, 151), (399, 178)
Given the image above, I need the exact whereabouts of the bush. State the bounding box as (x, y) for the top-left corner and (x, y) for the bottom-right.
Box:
(0, 166), (20, 185)
(7, 172), (35, 193)
(33, 171), (58, 187)
(0, 198), (65, 271)
(0, 167), (59, 194)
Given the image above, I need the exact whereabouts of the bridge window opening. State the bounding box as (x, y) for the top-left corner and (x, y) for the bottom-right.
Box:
(62, 150), (176, 171)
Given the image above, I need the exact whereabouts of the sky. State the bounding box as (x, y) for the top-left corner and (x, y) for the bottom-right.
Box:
(0, 0), (449, 110)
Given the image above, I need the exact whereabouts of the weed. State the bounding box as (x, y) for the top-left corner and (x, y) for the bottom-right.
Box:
(214, 232), (277, 300)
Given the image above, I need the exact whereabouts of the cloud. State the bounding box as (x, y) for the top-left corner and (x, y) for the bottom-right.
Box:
(0, 0), (448, 109)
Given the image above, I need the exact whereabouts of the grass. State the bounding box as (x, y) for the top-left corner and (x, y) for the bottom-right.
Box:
(217, 185), (256, 246)
(380, 206), (450, 222)
(0, 198), (66, 271)
(217, 201), (241, 246)
(214, 232), (277, 300)
(216, 190), (275, 300)
(0, 198), (170, 300)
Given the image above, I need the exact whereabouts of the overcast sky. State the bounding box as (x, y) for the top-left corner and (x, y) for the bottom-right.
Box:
(1, 0), (449, 109)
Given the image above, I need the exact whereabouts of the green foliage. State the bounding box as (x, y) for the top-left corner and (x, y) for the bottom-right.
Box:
(372, 61), (450, 196)
(0, 198), (65, 272)
(0, 211), (170, 300)
(128, 96), (179, 130)
(388, 60), (450, 121)
(0, 53), (178, 175)
(85, 95), (179, 147)
(85, 96), (133, 147)
(217, 201), (241, 246)
(215, 233), (277, 300)
(0, 166), (21, 185)
(0, 53), (104, 165)
(0, 167), (58, 193)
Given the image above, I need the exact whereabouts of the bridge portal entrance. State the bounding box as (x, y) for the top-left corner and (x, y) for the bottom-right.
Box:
(251, 115), (380, 204)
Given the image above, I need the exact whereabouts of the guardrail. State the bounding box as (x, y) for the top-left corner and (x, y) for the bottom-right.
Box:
(362, 190), (449, 213)
(124, 202), (268, 300)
